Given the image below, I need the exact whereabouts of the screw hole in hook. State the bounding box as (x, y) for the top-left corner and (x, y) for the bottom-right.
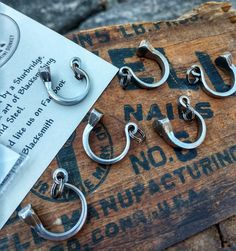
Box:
(186, 66), (202, 85)
(179, 95), (190, 107)
(70, 57), (84, 80)
(179, 95), (195, 121)
(182, 97), (188, 105)
(128, 124), (146, 143)
(56, 172), (65, 181)
(53, 168), (68, 184)
(118, 67), (132, 89)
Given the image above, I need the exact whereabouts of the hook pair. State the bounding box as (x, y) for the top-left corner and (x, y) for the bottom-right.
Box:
(119, 40), (236, 97)
(39, 40), (171, 106)
(83, 95), (206, 166)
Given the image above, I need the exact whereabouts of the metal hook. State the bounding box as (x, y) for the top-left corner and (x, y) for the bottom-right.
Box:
(18, 168), (87, 241)
(82, 108), (145, 164)
(186, 52), (236, 98)
(118, 40), (170, 89)
(50, 168), (68, 198)
(153, 95), (207, 149)
(39, 57), (90, 106)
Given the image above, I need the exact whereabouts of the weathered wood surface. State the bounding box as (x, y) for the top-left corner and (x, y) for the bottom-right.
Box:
(1, 2), (236, 250)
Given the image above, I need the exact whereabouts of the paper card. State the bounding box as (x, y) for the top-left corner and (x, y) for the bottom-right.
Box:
(0, 144), (21, 185)
(0, 3), (118, 229)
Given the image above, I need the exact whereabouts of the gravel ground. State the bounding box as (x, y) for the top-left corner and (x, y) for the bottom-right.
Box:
(2, 0), (236, 34)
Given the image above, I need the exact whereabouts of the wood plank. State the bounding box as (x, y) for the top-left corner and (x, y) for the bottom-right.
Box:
(1, 2), (236, 250)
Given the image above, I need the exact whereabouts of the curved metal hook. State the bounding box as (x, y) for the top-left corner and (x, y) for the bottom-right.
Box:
(186, 52), (236, 98)
(118, 40), (170, 89)
(39, 57), (90, 106)
(153, 95), (207, 149)
(18, 168), (87, 241)
(82, 109), (145, 164)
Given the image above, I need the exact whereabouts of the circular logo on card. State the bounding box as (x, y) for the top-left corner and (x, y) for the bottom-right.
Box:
(0, 14), (20, 67)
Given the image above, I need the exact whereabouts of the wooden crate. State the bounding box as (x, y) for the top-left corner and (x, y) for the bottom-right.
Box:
(1, 2), (236, 250)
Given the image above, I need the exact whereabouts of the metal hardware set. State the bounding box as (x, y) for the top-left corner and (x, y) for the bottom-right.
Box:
(19, 40), (236, 241)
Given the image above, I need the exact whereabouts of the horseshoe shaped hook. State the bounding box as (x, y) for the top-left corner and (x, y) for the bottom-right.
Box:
(39, 57), (90, 106)
(18, 168), (87, 241)
(186, 52), (236, 98)
(153, 95), (207, 149)
(118, 40), (170, 89)
(82, 109), (145, 165)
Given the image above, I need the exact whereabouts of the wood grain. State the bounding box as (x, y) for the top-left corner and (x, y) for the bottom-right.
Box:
(1, 2), (236, 250)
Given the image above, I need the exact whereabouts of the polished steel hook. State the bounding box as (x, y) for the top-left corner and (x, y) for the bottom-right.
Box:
(118, 40), (170, 89)
(153, 95), (207, 149)
(82, 108), (145, 164)
(18, 168), (87, 241)
(39, 57), (90, 106)
(186, 52), (236, 98)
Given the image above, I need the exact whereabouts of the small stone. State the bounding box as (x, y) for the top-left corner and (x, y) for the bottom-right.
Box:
(1, 0), (111, 33)
(78, 0), (236, 30)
